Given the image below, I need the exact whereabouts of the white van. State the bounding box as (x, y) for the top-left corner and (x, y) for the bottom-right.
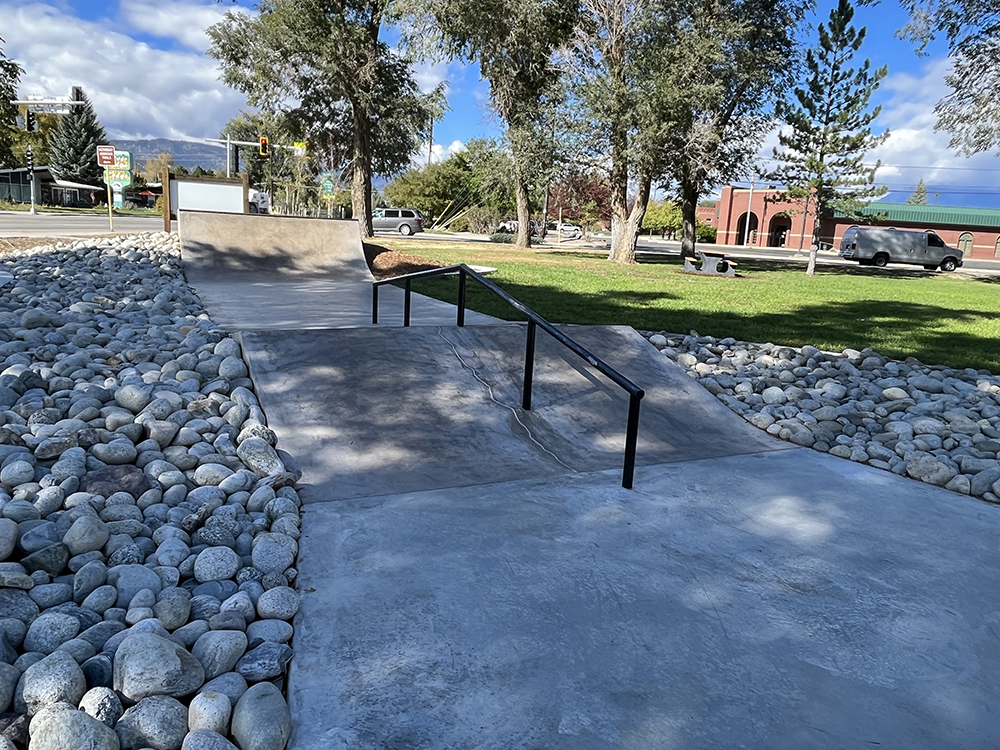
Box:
(839, 227), (963, 272)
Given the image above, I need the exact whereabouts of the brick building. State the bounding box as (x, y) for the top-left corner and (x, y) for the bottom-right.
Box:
(709, 185), (1000, 260)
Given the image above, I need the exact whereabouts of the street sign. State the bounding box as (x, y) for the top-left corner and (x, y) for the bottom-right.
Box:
(96, 145), (115, 167)
(104, 168), (132, 185)
(321, 179), (333, 196)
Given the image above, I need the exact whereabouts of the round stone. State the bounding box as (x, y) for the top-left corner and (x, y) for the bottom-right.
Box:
(187, 690), (232, 735)
(21, 650), (87, 715)
(78, 686), (124, 727)
(115, 694), (187, 750)
(181, 729), (238, 750)
(194, 547), (242, 583)
(62, 516), (110, 556)
(24, 613), (80, 654)
(113, 632), (205, 701)
(255, 587), (299, 621)
(192, 630), (248, 680)
(27, 701), (119, 750)
(231, 681), (290, 750)
(245, 619), (293, 644)
(250, 540), (293, 576)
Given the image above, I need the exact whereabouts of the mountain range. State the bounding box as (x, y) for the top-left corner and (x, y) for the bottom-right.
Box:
(110, 138), (229, 172)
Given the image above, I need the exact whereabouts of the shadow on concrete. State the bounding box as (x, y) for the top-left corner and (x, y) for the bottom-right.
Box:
(240, 325), (784, 501)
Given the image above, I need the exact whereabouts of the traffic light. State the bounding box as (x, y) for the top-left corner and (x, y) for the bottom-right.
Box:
(259, 136), (269, 157)
(25, 111), (36, 132)
(25, 145), (33, 171)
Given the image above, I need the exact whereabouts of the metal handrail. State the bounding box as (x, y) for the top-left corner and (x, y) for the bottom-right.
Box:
(372, 264), (645, 489)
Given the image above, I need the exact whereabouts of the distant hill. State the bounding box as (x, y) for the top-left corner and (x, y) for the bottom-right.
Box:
(110, 138), (228, 172)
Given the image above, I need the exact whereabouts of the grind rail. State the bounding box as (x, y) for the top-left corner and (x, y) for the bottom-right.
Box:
(372, 264), (644, 488)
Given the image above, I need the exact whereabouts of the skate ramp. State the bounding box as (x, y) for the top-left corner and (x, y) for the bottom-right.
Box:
(240, 324), (786, 500)
(179, 210), (499, 330)
(179, 210), (372, 283)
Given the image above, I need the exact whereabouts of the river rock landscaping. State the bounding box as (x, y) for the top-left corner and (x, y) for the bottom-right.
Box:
(645, 330), (1000, 502)
(0, 233), (297, 750)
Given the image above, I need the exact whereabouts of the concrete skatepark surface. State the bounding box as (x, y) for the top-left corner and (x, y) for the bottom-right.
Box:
(178, 212), (1000, 749)
(240, 324), (782, 500)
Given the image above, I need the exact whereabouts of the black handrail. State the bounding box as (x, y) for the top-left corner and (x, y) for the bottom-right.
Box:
(372, 264), (645, 489)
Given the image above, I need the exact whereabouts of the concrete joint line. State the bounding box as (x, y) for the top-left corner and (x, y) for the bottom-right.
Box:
(434, 328), (575, 472)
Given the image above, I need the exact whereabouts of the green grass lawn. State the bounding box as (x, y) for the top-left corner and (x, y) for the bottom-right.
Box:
(374, 238), (1000, 373)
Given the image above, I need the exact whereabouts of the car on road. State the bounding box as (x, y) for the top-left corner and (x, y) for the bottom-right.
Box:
(546, 222), (583, 239)
(373, 207), (424, 235)
(839, 226), (963, 272)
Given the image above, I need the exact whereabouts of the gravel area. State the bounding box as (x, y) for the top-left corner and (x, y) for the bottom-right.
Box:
(644, 330), (1000, 503)
(0, 232), (297, 750)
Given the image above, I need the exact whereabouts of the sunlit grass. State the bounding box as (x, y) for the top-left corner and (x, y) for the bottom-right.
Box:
(374, 238), (1000, 373)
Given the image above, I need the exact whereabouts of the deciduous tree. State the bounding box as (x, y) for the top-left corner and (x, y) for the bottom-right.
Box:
(208, 0), (433, 236)
(142, 152), (174, 182)
(0, 36), (22, 170)
(766, 0), (888, 275)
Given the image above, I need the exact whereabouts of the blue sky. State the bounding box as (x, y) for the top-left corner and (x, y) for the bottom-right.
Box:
(5, 0), (999, 206)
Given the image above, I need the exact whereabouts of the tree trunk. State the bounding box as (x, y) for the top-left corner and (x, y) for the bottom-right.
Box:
(616, 172), (652, 264)
(680, 172), (699, 259)
(514, 172), (531, 249)
(607, 120), (632, 263)
(352, 109), (373, 238)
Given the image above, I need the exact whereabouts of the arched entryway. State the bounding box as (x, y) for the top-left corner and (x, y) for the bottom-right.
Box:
(767, 214), (792, 247)
(735, 212), (759, 246)
(958, 232), (974, 254)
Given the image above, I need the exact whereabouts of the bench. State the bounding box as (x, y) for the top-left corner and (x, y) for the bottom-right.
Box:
(683, 250), (738, 277)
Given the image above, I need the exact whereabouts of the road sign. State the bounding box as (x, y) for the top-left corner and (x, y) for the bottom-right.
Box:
(113, 150), (132, 172)
(96, 145), (115, 167)
(321, 179), (333, 196)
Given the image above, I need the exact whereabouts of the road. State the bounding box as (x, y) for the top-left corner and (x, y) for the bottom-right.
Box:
(0, 211), (163, 237)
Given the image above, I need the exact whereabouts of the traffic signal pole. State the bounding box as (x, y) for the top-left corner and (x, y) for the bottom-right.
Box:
(25, 145), (36, 215)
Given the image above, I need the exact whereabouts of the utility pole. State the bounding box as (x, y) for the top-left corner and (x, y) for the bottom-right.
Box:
(741, 178), (755, 246)
(427, 117), (433, 167)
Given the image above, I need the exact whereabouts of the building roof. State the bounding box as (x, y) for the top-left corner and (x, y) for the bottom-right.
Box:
(834, 201), (1000, 229)
(52, 178), (103, 191)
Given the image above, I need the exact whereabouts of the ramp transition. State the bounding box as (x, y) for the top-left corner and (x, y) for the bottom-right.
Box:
(240, 324), (785, 500)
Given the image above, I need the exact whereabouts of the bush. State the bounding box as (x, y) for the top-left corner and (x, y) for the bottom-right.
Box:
(465, 206), (504, 234)
(154, 197), (164, 216)
(489, 232), (516, 244)
(696, 224), (717, 243)
(449, 215), (470, 232)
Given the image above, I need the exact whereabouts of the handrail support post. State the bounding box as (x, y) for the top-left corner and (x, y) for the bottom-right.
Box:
(372, 284), (379, 325)
(622, 393), (642, 489)
(404, 280), (411, 327)
(457, 268), (466, 327)
(522, 319), (536, 411)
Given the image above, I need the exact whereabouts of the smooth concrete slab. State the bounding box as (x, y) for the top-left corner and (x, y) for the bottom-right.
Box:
(193, 279), (498, 331)
(241, 324), (783, 500)
(289, 449), (1000, 750)
(179, 211), (373, 283)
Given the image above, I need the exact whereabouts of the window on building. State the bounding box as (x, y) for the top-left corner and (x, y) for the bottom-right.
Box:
(958, 232), (974, 253)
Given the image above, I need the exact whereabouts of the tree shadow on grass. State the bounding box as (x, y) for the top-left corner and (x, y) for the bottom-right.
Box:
(409, 274), (1000, 372)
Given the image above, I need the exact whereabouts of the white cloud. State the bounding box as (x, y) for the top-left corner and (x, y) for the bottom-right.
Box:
(412, 139), (465, 167)
(118, 0), (234, 53)
(411, 60), (451, 94)
(753, 57), (1000, 204)
(4, 1), (246, 140)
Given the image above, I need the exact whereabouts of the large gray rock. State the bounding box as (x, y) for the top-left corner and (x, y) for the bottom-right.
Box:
(235, 642), (292, 682)
(62, 515), (110, 556)
(250, 540), (293, 577)
(113, 633), (205, 701)
(23, 612), (80, 654)
(0, 518), (17, 561)
(187, 690), (232, 735)
(254, 588), (298, 621)
(231, 682), (291, 750)
(115, 695), (187, 750)
(0, 588), (39, 622)
(21, 650), (87, 715)
(192, 631), (248, 681)
(79, 686), (124, 727)
(0, 661), (18, 713)
(27, 702), (120, 750)
(906, 454), (958, 487)
(110, 564), (163, 608)
(194, 547), (242, 583)
(235, 438), (284, 477)
(199, 672), (248, 707)
(181, 729), (238, 750)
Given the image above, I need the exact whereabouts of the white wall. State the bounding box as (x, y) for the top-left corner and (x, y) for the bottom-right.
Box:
(170, 180), (244, 214)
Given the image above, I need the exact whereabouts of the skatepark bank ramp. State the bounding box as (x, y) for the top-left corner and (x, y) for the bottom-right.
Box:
(179, 210), (372, 284)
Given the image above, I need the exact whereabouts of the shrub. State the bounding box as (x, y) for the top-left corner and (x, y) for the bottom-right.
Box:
(154, 197), (164, 215)
(489, 232), (516, 244)
(449, 215), (470, 232)
(696, 224), (717, 243)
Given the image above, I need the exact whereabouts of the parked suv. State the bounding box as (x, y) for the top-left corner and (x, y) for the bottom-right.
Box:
(839, 227), (963, 272)
(373, 207), (424, 235)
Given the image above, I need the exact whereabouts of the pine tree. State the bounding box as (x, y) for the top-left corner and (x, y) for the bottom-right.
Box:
(48, 90), (108, 186)
(765, 0), (888, 275)
(906, 177), (928, 204)
(0, 36), (24, 169)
